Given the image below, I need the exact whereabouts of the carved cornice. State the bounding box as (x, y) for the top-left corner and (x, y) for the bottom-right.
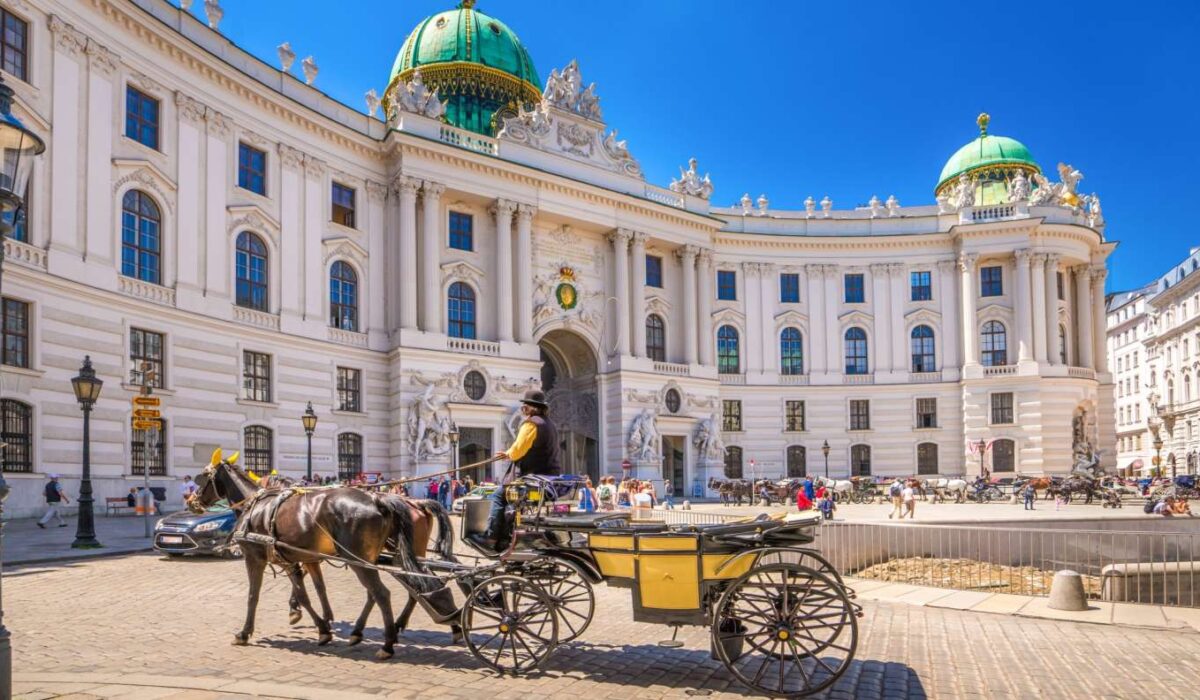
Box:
(958, 252), (979, 273)
(516, 203), (537, 222)
(421, 181), (446, 199)
(205, 108), (230, 138)
(1071, 263), (1092, 278)
(868, 263), (889, 275)
(174, 93), (206, 123)
(1015, 248), (1033, 264)
(1044, 253), (1062, 270)
(365, 180), (387, 203)
(608, 229), (632, 247)
(697, 248), (715, 267)
(303, 155), (326, 178)
(491, 199), (517, 219)
(392, 175), (421, 197)
(49, 15), (86, 56)
(676, 244), (700, 263)
(278, 144), (304, 169)
(631, 231), (648, 247)
(86, 40), (119, 76)
(128, 71), (163, 95)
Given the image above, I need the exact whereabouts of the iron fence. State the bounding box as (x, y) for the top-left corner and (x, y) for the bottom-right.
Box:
(817, 521), (1200, 607)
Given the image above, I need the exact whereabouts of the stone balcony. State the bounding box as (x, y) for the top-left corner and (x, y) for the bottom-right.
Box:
(118, 276), (176, 307)
(447, 337), (501, 357)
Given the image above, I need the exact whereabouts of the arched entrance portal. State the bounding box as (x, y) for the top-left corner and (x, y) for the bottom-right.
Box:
(539, 329), (600, 483)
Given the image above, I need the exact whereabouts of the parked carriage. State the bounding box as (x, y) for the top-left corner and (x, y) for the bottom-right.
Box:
(847, 477), (878, 504)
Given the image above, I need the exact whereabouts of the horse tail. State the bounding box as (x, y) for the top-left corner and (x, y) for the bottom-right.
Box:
(417, 498), (457, 564)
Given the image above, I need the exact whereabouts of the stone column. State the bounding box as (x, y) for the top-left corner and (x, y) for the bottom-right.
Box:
(366, 182), (387, 336)
(420, 181), (445, 333)
(302, 156), (325, 320)
(743, 263), (762, 372)
(175, 95), (205, 291)
(398, 177), (420, 331)
(609, 229), (632, 356)
(516, 205), (536, 343)
(1045, 254), (1062, 365)
(937, 260), (960, 370)
(1015, 249), (1034, 364)
(84, 41), (117, 266)
(959, 253), (979, 366)
(278, 145), (304, 315)
(698, 250), (715, 366)
(759, 264), (777, 372)
(1092, 267), (1109, 373)
(492, 199), (516, 342)
(1030, 253), (1048, 363)
(203, 110), (231, 299)
(630, 232), (648, 357)
(889, 264), (907, 373)
(48, 16), (84, 259)
(1074, 265), (1094, 369)
(677, 245), (699, 364)
(823, 266), (840, 374)
(805, 265), (826, 374)
(869, 264), (892, 372)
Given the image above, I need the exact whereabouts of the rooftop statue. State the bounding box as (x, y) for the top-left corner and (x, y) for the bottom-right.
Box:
(669, 157), (714, 199)
(543, 59), (603, 121)
(1007, 169), (1031, 202)
(1028, 162), (1087, 211)
(952, 173), (975, 210)
(389, 68), (446, 122)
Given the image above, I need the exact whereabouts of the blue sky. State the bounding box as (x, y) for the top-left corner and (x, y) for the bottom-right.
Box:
(200, 1), (1200, 293)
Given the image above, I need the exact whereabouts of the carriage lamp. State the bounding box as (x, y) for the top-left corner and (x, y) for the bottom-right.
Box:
(71, 356), (103, 551)
(302, 402), (318, 481)
(821, 440), (831, 479)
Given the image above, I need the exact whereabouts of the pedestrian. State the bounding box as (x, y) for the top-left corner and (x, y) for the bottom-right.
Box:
(179, 474), (198, 503)
(578, 477), (597, 513)
(887, 479), (904, 519)
(427, 478), (438, 500)
(1023, 483), (1036, 511)
(795, 488), (813, 511)
(901, 481), (916, 519)
(662, 479), (675, 510)
(597, 476), (615, 511)
(126, 487), (137, 508)
(38, 474), (70, 528)
(617, 479), (631, 508)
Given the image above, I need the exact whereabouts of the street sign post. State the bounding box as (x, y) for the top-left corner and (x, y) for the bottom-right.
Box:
(132, 419), (160, 431)
(132, 408), (160, 419)
(132, 395), (160, 407)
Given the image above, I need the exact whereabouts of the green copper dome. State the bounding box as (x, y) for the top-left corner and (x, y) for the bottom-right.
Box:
(935, 114), (1041, 200)
(387, 1), (541, 136)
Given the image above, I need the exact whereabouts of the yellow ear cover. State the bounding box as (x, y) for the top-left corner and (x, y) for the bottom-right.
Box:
(210, 447), (223, 466)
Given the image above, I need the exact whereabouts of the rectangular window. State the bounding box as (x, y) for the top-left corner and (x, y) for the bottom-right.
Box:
(129, 328), (165, 389)
(1, 399), (32, 473)
(910, 271), (932, 301)
(849, 400), (870, 430)
(1, 297), (28, 368)
(124, 86), (159, 150)
(337, 367), (362, 413)
(242, 351), (272, 403)
(131, 418), (166, 476)
(448, 211), (473, 251)
(1057, 271), (1064, 300)
(844, 273), (865, 303)
(1, 9), (29, 81)
(717, 270), (737, 301)
(785, 400), (805, 432)
(991, 392), (1014, 424)
(722, 400), (742, 432)
(916, 398), (938, 429)
(237, 143), (267, 195)
(780, 273), (800, 303)
(332, 182), (356, 228)
(646, 255), (663, 288)
(980, 266), (1003, 297)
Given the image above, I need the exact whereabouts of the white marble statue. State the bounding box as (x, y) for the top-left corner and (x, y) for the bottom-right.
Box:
(276, 42), (295, 73)
(804, 196), (816, 217)
(757, 194), (769, 216)
(1029, 172), (1056, 205)
(740, 193), (753, 215)
(952, 173), (975, 210)
(820, 196), (833, 217)
(936, 191), (952, 214)
(1087, 192), (1104, 226)
(868, 195), (882, 218)
(693, 414), (726, 460)
(407, 384), (452, 461)
(628, 409), (660, 461)
(602, 129), (630, 160)
(391, 68), (446, 121)
(1057, 162), (1084, 203)
(885, 195), (900, 217)
(203, 0), (222, 30)
(1007, 169), (1030, 202)
(364, 89), (380, 118)
(301, 56), (318, 86)
(542, 59), (603, 120)
(669, 157), (714, 199)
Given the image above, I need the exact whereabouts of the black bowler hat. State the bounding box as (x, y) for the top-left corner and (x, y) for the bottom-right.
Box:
(521, 390), (549, 409)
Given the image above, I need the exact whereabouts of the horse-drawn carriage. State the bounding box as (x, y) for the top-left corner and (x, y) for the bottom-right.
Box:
(196, 454), (860, 698)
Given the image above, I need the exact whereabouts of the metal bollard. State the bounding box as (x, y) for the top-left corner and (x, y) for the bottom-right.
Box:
(1048, 569), (1088, 611)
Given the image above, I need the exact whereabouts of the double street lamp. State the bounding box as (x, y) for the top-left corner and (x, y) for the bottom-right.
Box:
(302, 402), (318, 481)
(0, 71), (47, 700)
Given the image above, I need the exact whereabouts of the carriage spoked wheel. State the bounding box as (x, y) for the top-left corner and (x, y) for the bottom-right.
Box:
(520, 558), (595, 643)
(755, 549), (846, 588)
(461, 575), (559, 675)
(712, 563), (857, 698)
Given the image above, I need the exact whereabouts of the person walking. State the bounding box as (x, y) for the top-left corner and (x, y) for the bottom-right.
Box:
(597, 476), (615, 511)
(578, 477), (597, 513)
(38, 475), (70, 528)
(428, 478), (438, 501)
(662, 479), (675, 510)
(1023, 483), (1036, 511)
(804, 477), (816, 504)
(901, 481), (916, 519)
(888, 479), (904, 519)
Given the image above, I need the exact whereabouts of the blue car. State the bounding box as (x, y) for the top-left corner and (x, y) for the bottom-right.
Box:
(153, 504), (239, 557)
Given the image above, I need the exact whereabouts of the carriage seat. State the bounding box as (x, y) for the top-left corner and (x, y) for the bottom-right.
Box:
(534, 512), (632, 530)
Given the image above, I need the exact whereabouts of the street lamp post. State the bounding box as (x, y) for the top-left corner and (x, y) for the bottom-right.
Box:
(448, 422), (460, 480)
(821, 440), (831, 479)
(0, 72), (48, 700)
(977, 438), (989, 479)
(70, 356), (104, 549)
(1154, 435), (1165, 478)
(302, 402), (317, 482)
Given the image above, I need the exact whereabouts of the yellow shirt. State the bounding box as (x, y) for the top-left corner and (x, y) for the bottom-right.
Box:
(504, 421), (538, 461)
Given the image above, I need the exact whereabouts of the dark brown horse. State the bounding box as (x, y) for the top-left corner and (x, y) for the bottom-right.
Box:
(191, 451), (454, 659)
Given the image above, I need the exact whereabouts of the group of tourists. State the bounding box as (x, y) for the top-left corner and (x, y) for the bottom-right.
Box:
(1145, 495), (1194, 516)
(425, 474), (474, 509)
(787, 477), (837, 520)
(572, 476), (674, 513)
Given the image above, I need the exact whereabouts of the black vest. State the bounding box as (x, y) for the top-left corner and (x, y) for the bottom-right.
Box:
(514, 415), (561, 476)
(45, 481), (61, 503)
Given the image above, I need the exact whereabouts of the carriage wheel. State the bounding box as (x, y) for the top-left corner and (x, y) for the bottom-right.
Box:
(752, 549), (846, 589)
(521, 558), (595, 643)
(461, 575), (559, 675)
(711, 563), (857, 698)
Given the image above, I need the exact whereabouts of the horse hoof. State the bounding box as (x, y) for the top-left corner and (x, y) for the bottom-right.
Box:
(288, 611), (302, 626)
(348, 634), (363, 646)
(318, 633), (332, 646)
(232, 634), (249, 646)
(375, 648), (394, 661)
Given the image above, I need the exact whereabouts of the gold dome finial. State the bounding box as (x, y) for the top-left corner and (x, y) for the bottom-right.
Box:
(977, 112), (990, 136)
(460, 0), (476, 8)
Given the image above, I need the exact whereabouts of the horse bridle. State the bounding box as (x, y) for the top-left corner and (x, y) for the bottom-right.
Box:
(190, 461), (255, 513)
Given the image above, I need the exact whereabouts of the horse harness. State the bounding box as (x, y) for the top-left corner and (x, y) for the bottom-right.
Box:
(231, 486), (304, 566)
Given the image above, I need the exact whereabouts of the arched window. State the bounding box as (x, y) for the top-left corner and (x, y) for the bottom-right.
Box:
(447, 282), (476, 339)
(992, 438), (1015, 472)
(780, 327), (804, 375)
(911, 325), (936, 372)
(121, 190), (161, 284)
(646, 314), (666, 361)
(0, 399), (32, 473)
(850, 444), (871, 476)
(235, 232), (269, 311)
(243, 425), (273, 476)
(131, 417), (167, 476)
(717, 325), (740, 374)
(1059, 325), (1069, 365)
(917, 442), (938, 475)
(724, 445), (743, 479)
(329, 261), (358, 332)
(786, 445), (806, 478)
(338, 433), (363, 481)
(845, 327), (868, 375)
(981, 321), (1007, 367)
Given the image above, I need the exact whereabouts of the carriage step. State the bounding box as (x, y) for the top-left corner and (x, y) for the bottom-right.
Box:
(233, 532), (277, 547)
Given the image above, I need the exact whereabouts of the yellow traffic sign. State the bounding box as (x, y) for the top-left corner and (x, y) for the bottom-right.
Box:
(132, 395), (161, 407)
(133, 408), (160, 419)
(133, 419), (161, 431)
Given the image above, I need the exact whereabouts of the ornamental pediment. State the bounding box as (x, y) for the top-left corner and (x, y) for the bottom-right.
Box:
(646, 295), (672, 315)
(773, 309), (810, 328)
(837, 309), (874, 327)
(712, 307), (746, 328)
(441, 260), (486, 287)
(904, 307), (942, 326)
(113, 158), (177, 213)
(323, 237), (368, 267)
(977, 303), (1013, 324)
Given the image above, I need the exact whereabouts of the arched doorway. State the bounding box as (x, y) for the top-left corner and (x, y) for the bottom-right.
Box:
(538, 329), (600, 482)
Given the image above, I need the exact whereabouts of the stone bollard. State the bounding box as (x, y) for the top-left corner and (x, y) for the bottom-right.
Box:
(1047, 570), (1088, 611)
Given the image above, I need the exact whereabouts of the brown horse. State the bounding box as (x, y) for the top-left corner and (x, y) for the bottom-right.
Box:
(191, 451), (454, 659)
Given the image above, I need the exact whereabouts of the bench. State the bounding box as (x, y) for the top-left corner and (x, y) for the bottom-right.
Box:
(105, 497), (135, 516)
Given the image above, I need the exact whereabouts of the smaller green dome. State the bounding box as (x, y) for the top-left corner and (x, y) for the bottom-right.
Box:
(936, 114), (1040, 195)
